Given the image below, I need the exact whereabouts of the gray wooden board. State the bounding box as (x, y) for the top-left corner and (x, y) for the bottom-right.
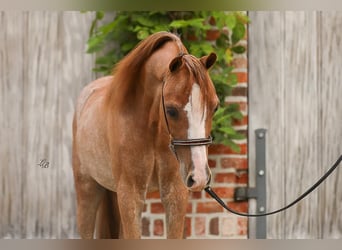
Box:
(248, 11), (342, 239)
(0, 11), (95, 238)
(320, 11), (342, 238)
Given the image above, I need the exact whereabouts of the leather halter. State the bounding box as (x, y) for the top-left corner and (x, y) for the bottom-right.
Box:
(161, 59), (213, 155)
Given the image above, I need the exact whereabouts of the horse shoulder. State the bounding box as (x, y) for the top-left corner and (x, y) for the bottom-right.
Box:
(74, 76), (116, 190)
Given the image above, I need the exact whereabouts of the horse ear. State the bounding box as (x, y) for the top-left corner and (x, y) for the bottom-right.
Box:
(200, 52), (217, 70)
(169, 56), (183, 73)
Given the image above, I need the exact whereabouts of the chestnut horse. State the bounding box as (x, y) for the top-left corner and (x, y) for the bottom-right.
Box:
(72, 31), (219, 239)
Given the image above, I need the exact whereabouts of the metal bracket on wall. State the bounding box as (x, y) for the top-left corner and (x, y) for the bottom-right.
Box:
(234, 128), (267, 239)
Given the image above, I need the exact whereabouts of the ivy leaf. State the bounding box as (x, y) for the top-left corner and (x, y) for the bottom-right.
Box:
(92, 66), (111, 73)
(229, 133), (246, 140)
(98, 21), (117, 36)
(136, 16), (155, 27)
(170, 18), (207, 29)
(95, 55), (115, 65)
(152, 24), (170, 33)
(87, 35), (105, 53)
(232, 111), (244, 120)
(218, 127), (236, 135)
(232, 45), (246, 54)
(137, 29), (150, 40)
(213, 106), (226, 117)
(226, 140), (241, 153)
(236, 12), (250, 24)
(189, 42), (213, 57)
(224, 48), (233, 63)
(225, 13), (237, 30)
(88, 11), (105, 36)
(214, 114), (232, 125)
(121, 42), (136, 53)
(232, 22), (246, 44)
(96, 11), (104, 20)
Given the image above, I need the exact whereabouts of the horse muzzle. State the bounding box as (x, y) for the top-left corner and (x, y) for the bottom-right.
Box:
(185, 165), (212, 191)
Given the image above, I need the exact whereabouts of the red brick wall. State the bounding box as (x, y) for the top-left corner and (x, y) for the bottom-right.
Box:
(142, 26), (248, 239)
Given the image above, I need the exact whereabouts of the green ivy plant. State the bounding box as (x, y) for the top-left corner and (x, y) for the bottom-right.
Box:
(86, 11), (248, 152)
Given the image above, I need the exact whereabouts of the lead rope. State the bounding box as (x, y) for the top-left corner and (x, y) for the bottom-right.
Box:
(205, 154), (342, 217)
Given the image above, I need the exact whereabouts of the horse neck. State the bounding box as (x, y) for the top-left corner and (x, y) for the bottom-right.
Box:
(106, 40), (185, 139)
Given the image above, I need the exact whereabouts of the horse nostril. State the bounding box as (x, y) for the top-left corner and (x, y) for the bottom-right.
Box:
(186, 174), (195, 188)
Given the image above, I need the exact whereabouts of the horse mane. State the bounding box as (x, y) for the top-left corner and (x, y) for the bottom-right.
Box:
(107, 31), (184, 106)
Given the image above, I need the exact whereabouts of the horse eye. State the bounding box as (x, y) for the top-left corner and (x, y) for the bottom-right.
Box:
(166, 107), (178, 118)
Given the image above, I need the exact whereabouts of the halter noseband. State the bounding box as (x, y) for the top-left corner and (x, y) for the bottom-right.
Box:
(169, 136), (213, 155)
(161, 60), (213, 155)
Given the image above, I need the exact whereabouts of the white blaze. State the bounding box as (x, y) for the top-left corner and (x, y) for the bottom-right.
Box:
(183, 83), (208, 187)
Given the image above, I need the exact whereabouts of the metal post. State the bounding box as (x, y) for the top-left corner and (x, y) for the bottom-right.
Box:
(255, 128), (267, 238)
(234, 128), (267, 238)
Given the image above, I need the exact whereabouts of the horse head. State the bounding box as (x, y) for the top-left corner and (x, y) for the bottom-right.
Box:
(162, 52), (219, 191)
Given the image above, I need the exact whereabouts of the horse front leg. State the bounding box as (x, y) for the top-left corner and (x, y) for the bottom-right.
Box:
(73, 174), (105, 239)
(160, 175), (189, 239)
(116, 181), (147, 239)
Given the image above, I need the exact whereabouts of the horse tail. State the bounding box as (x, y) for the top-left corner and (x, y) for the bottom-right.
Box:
(95, 189), (121, 238)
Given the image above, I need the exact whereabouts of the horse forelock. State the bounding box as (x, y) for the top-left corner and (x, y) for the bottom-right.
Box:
(181, 55), (216, 108)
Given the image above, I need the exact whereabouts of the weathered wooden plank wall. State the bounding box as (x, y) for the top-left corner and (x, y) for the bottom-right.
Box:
(0, 11), (95, 238)
(2, 10), (341, 240)
(248, 11), (342, 238)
